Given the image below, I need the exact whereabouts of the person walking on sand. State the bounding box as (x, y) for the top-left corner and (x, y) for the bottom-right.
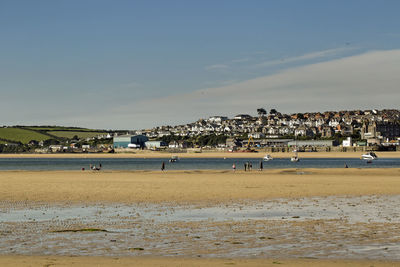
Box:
(259, 160), (263, 171)
(232, 163), (236, 172)
(249, 162), (252, 171)
(244, 162), (247, 171)
(161, 161), (165, 171)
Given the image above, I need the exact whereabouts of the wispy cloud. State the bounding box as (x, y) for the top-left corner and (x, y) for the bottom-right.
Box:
(384, 32), (400, 38)
(204, 64), (229, 71)
(17, 49), (399, 129)
(203, 79), (239, 87)
(100, 49), (400, 129)
(204, 58), (249, 73)
(231, 57), (250, 63)
(253, 47), (357, 68)
(120, 81), (141, 88)
(204, 47), (357, 75)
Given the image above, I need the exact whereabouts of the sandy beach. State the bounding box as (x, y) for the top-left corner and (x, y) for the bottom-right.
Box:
(0, 150), (399, 159)
(0, 256), (397, 267)
(0, 168), (400, 204)
(1, 169), (400, 266)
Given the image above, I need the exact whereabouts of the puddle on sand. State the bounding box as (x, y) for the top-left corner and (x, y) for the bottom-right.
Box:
(1, 195), (400, 259)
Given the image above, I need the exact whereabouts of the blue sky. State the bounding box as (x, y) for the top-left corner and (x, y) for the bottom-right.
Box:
(1, 1), (400, 129)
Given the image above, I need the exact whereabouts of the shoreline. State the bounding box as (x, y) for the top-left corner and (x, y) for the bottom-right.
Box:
(0, 150), (399, 159)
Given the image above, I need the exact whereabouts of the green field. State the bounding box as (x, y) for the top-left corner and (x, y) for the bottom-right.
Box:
(47, 131), (107, 139)
(0, 128), (51, 144)
(25, 126), (101, 132)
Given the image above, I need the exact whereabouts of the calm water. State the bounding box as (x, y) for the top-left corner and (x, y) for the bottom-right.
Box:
(0, 157), (399, 170)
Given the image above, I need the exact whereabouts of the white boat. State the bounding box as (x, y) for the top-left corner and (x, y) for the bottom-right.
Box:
(291, 155), (299, 162)
(169, 155), (179, 162)
(361, 152), (378, 161)
(263, 154), (273, 161)
(127, 143), (140, 148)
(291, 140), (300, 162)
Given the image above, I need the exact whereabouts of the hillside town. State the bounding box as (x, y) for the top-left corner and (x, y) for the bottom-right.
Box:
(1, 109), (400, 153)
(113, 108), (400, 152)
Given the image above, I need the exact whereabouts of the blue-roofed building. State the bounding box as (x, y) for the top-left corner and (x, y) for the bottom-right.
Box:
(113, 135), (149, 148)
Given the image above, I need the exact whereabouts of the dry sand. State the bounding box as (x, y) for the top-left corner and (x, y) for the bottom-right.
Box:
(0, 150), (399, 158)
(1, 168), (400, 204)
(0, 256), (397, 267)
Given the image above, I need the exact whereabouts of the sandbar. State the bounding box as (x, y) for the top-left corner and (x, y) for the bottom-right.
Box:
(1, 168), (400, 204)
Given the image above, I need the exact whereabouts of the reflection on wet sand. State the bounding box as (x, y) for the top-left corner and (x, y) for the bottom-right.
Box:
(1, 195), (400, 259)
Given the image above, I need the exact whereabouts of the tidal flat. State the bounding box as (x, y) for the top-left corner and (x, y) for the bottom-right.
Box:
(1, 169), (400, 266)
(1, 195), (400, 259)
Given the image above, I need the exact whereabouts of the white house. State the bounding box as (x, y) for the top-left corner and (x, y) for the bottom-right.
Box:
(342, 137), (352, 147)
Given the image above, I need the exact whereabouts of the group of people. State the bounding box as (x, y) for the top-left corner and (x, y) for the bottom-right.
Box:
(232, 161), (264, 171)
(89, 163), (102, 171)
(244, 161), (253, 171)
(160, 160), (268, 172)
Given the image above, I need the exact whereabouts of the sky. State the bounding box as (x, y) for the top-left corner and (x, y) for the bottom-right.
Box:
(1, 1), (400, 130)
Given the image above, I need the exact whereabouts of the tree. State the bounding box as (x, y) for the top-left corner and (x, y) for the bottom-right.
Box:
(28, 140), (39, 146)
(43, 139), (60, 146)
(270, 109), (278, 115)
(257, 108), (267, 117)
(296, 113), (304, 120)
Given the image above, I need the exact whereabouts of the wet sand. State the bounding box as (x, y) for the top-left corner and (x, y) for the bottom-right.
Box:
(1, 169), (400, 204)
(0, 256), (397, 267)
(0, 151), (399, 159)
(2, 169), (400, 266)
(2, 195), (400, 259)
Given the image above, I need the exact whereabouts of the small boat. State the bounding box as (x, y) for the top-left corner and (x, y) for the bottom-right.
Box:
(291, 146), (300, 162)
(263, 154), (273, 161)
(291, 139), (300, 162)
(169, 155), (179, 163)
(291, 155), (299, 162)
(361, 152), (378, 161)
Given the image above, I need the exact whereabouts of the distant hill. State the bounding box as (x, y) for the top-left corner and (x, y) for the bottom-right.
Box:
(0, 128), (51, 144)
(0, 126), (109, 144)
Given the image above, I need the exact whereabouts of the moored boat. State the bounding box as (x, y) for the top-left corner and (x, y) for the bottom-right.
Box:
(263, 154), (273, 161)
(291, 155), (299, 162)
(361, 152), (378, 161)
(291, 144), (300, 162)
(169, 155), (179, 162)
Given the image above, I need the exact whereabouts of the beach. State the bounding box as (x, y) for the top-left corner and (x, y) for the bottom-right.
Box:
(1, 169), (400, 204)
(0, 256), (397, 267)
(1, 169), (400, 266)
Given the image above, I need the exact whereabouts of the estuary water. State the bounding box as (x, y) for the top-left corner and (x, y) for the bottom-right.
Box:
(0, 157), (399, 170)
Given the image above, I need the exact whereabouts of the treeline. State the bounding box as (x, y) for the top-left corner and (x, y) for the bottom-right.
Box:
(0, 144), (28, 153)
(160, 134), (228, 147)
(196, 135), (228, 147)
(279, 131), (361, 142)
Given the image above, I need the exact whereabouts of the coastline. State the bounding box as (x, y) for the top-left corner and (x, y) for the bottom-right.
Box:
(0, 150), (399, 159)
